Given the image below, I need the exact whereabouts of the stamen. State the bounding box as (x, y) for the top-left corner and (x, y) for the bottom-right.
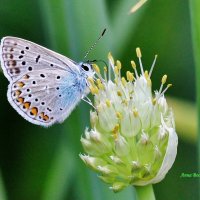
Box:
(92, 64), (104, 83)
(112, 124), (120, 139)
(126, 71), (134, 82)
(93, 63), (100, 73)
(149, 55), (158, 77)
(136, 47), (144, 75)
(116, 112), (122, 119)
(117, 91), (122, 96)
(88, 77), (95, 86)
(116, 60), (121, 70)
(162, 75), (167, 84)
(131, 60), (139, 78)
(82, 96), (96, 109)
(108, 52), (115, 81)
(114, 78), (118, 85)
(104, 66), (108, 82)
(121, 77), (127, 86)
(133, 109), (138, 117)
(144, 70), (149, 79)
(116, 60), (122, 78)
(106, 99), (111, 107)
(97, 79), (104, 90)
(89, 85), (99, 94)
(160, 84), (172, 96)
(108, 52), (114, 66)
(152, 98), (157, 105)
(114, 66), (119, 76)
(158, 75), (167, 94)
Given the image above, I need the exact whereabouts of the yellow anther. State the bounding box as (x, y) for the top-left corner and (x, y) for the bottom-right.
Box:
(147, 79), (152, 87)
(144, 70), (149, 79)
(92, 64), (100, 74)
(131, 60), (136, 69)
(161, 75), (167, 84)
(89, 86), (99, 95)
(116, 112), (122, 119)
(112, 124), (120, 139)
(113, 133), (118, 140)
(96, 79), (101, 85)
(87, 77), (95, 86)
(136, 47), (142, 58)
(105, 99), (111, 107)
(122, 99), (128, 106)
(126, 71), (134, 82)
(98, 83), (104, 90)
(117, 90), (122, 96)
(133, 109), (138, 117)
(114, 66), (119, 75)
(152, 98), (157, 105)
(121, 77), (127, 86)
(167, 83), (172, 88)
(108, 52), (114, 64)
(114, 78), (118, 85)
(104, 66), (107, 72)
(97, 79), (104, 90)
(116, 60), (122, 70)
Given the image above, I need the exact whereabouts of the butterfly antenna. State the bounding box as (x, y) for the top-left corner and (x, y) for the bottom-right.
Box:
(84, 28), (106, 59)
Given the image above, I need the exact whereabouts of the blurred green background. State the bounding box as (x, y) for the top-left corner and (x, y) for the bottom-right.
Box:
(0, 0), (198, 200)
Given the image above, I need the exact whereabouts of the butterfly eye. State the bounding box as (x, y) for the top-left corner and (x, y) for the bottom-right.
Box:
(81, 64), (89, 71)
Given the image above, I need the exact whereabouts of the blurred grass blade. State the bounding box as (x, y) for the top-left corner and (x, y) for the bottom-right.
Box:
(40, 0), (70, 53)
(0, 170), (7, 200)
(167, 97), (197, 143)
(111, 0), (148, 55)
(41, 0), (111, 59)
(41, 141), (75, 200)
(129, 0), (148, 14)
(190, 0), (200, 195)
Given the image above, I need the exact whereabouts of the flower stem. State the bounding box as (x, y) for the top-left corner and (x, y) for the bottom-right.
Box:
(135, 185), (155, 200)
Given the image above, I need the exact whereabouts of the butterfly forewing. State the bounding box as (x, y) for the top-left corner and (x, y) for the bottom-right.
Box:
(0, 36), (79, 81)
(0, 36), (90, 127)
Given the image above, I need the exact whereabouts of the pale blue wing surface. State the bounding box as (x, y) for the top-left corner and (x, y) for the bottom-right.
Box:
(8, 68), (88, 126)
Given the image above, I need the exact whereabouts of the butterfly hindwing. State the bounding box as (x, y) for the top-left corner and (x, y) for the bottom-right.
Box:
(8, 69), (87, 126)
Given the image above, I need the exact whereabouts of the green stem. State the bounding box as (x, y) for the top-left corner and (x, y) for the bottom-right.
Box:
(190, 0), (200, 196)
(135, 185), (155, 200)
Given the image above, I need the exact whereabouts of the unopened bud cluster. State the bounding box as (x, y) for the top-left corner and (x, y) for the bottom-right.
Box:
(80, 49), (178, 192)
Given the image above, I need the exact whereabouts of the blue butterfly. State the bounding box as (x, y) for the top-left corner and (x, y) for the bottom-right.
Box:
(0, 36), (95, 127)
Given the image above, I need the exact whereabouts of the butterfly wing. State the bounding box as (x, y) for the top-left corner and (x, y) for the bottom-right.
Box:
(0, 36), (79, 81)
(0, 37), (88, 127)
(8, 68), (88, 127)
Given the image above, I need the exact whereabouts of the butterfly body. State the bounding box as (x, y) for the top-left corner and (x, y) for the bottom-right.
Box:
(0, 37), (94, 127)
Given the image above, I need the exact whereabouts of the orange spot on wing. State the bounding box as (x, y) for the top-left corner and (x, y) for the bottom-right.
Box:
(17, 82), (25, 88)
(40, 112), (44, 118)
(43, 115), (49, 121)
(30, 107), (38, 116)
(23, 74), (30, 79)
(23, 102), (31, 109)
(15, 90), (21, 97)
(17, 97), (24, 103)
(40, 112), (49, 121)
